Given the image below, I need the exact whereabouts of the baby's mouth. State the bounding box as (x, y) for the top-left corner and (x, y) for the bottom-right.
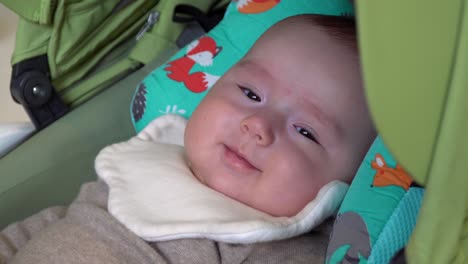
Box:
(223, 145), (259, 173)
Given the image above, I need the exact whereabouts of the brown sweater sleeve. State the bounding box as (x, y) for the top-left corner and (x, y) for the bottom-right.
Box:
(0, 180), (106, 263)
(0, 206), (67, 263)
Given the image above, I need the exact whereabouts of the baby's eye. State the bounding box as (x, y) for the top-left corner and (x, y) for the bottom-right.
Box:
(239, 86), (261, 102)
(293, 124), (319, 144)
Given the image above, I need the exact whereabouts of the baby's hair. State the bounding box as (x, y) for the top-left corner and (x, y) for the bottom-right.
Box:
(298, 14), (357, 51)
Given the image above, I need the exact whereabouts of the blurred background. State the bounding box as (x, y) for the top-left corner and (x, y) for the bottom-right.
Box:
(0, 6), (29, 123)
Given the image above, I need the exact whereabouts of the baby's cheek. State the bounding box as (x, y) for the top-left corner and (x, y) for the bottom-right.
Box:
(327, 146), (361, 183)
(286, 151), (329, 191)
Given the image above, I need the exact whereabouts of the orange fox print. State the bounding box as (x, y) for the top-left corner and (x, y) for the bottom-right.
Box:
(165, 36), (222, 93)
(235, 0), (280, 14)
(371, 154), (413, 190)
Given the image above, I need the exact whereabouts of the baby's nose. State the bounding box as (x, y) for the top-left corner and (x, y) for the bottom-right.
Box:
(241, 115), (274, 146)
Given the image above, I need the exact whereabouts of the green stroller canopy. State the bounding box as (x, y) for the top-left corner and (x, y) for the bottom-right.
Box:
(358, 1), (468, 263)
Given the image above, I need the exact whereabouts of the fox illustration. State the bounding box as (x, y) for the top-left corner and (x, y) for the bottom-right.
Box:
(165, 36), (222, 93)
(371, 154), (413, 190)
(235, 0), (280, 14)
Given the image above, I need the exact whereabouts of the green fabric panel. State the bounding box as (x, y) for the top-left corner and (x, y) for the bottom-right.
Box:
(62, 58), (141, 106)
(48, 0), (130, 77)
(407, 3), (468, 262)
(11, 19), (51, 65)
(49, 0), (157, 88)
(0, 0), (54, 24)
(130, 32), (174, 65)
(59, 37), (144, 105)
(356, 1), (462, 185)
(0, 47), (177, 229)
(59, 0), (215, 104)
(129, 0), (215, 65)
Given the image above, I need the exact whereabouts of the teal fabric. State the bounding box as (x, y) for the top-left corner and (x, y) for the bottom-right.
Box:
(130, 0), (354, 132)
(326, 136), (415, 263)
(368, 187), (424, 264)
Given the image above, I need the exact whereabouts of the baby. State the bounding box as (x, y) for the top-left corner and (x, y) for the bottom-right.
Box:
(1, 14), (376, 264)
(185, 14), (375, 217)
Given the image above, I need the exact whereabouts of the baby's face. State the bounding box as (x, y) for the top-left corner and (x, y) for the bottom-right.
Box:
(185, 18), (375, 217)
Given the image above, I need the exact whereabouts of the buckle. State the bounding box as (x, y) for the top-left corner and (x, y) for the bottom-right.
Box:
(10, 55), (68, 130)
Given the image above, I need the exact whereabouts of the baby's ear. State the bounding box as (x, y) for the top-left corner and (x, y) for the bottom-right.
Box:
(137, 114), (188, 146)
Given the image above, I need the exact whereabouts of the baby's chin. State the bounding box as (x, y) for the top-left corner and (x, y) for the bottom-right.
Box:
(254, 201), (306, 218)
(185, 157), (313, 218)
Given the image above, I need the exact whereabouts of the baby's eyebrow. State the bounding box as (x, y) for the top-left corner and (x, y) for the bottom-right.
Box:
(236, 60), (272, 80)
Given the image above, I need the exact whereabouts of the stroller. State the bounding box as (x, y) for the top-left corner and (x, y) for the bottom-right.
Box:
(0, 0), (467, 263)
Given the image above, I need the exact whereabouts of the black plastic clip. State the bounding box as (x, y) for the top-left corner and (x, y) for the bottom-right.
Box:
(10, 55), (68, 130)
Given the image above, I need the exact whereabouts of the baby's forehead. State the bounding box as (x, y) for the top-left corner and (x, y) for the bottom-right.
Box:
(246, 25), (329, 64)
(233, 60), (272, 79)
(252, 15), (357, 58)
(256, 16), (322, 43)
